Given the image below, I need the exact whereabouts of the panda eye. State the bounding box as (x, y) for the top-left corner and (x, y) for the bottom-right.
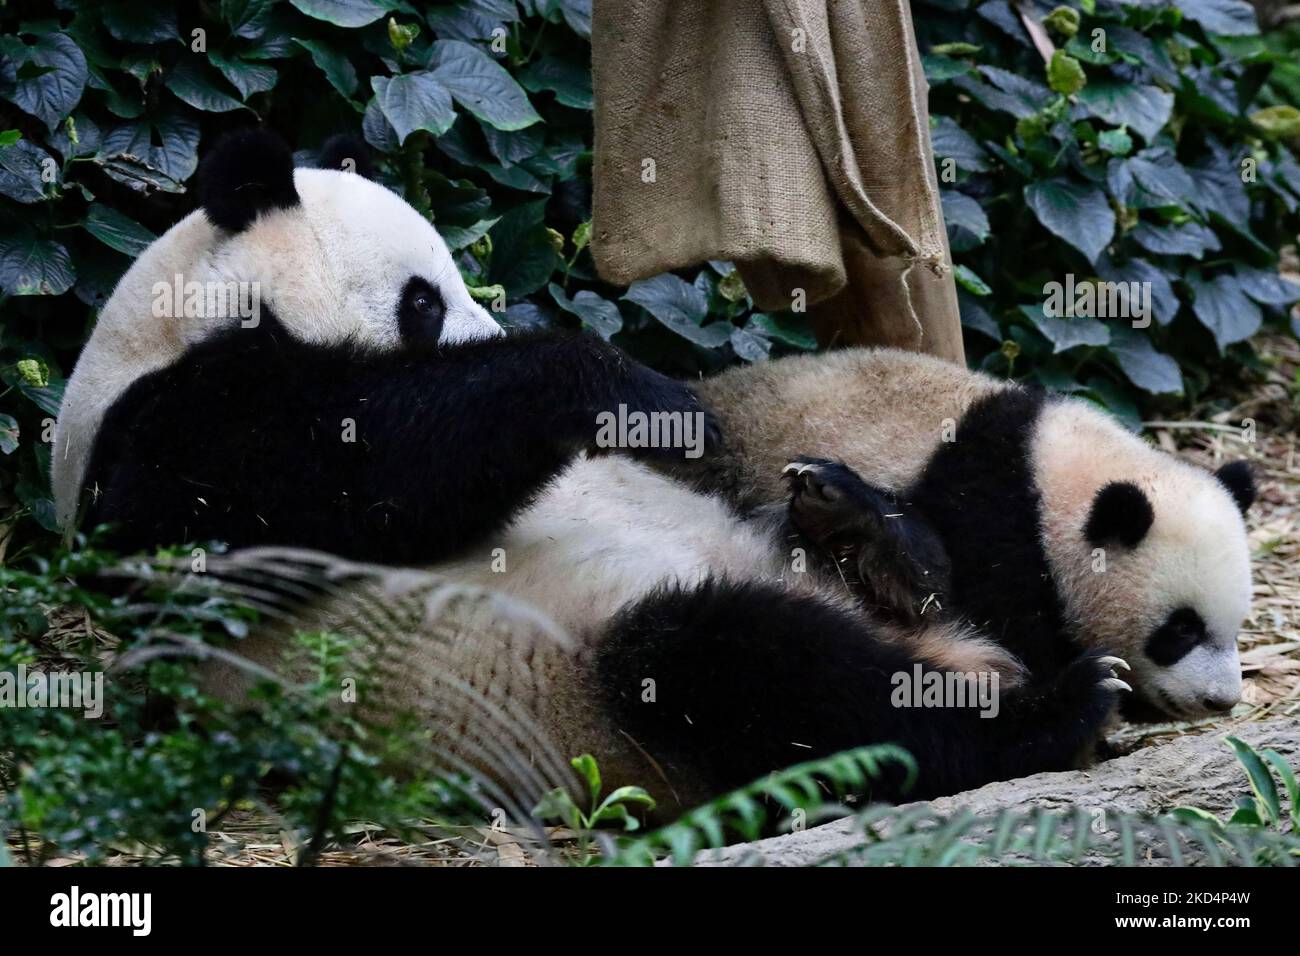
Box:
(397, 277), (445, 347)
(1145, 607), (1207, 666)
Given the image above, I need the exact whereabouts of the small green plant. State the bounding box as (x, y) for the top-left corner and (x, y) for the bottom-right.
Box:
(1170, 735), (1300, 834)
(533, 753), (656, 832)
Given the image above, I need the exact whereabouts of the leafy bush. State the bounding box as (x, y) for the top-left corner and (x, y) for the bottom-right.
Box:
(1, 0), (1298, 554)
(918, 0), (1300, 424)
(0, 537), (488, 864)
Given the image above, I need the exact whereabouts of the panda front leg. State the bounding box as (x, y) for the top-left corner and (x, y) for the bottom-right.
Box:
(595, 578), (1126, 804)
(345, 331), (720, 561)
(782, 457), (951, 624)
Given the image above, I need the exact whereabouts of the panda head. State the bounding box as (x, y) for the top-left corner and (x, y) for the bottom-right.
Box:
(189, 128), (500, 350)
(1034, 400), (1256, 720)
(52, 128), (500, 531)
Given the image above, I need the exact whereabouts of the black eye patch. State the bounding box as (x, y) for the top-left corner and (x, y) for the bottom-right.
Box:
(398, 276), (445, 348)
(1145, 607), (1207, 666)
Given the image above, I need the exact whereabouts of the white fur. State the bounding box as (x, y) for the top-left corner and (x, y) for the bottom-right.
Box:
(1031, 398), (1251, 716)
(52, 167), (501, 531)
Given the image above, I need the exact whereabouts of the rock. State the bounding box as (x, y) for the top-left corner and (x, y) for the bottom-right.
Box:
(690, 717), (1300, 866)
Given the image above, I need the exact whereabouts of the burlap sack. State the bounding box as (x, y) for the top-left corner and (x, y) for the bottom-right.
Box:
(590, 0), (964, 362)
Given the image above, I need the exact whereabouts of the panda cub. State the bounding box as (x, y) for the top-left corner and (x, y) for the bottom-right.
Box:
(54, 130), (714, 563)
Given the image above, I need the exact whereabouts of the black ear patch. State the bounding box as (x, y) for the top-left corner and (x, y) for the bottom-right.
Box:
(317, 134), (374, 179)
(1214, 460), (1256, 516)
(1084, 481), (1154, 549)
(197, 128), (299, 232)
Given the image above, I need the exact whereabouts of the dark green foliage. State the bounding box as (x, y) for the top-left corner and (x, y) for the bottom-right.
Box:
(0, 536), (484, 864)
(919, 0), (1300, 424)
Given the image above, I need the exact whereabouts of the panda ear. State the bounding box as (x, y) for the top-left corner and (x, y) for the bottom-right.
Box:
(317, 134), (375, 180)
(1085, 481), (1154, 549)
(197, 128), (300, 232)
(1214, 460), (1256, 516)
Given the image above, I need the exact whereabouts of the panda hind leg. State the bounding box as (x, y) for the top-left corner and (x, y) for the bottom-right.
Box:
(595, 578), (1125, 804)
(783, 457), (950, 623)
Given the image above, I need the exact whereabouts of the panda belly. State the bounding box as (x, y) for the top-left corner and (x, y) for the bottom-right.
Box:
(430, 454), (788, 644)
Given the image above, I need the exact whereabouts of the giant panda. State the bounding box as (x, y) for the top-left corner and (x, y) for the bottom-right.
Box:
(52, 129), (714, 563)
(55, 130), (1256, 817)
(407, 350), (1257, 811)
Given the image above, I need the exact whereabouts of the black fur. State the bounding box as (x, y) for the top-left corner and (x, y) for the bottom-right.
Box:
(597, 578), (1121, 802)
(1144, 606), (1207, 666)
(317, 133), (375, 180)
(197, 129), (300, 232)
(783, 456), (951, 623)
(903, 389), (1076, 674)
(1214, 460), (1256, 516)
(81, 314), (717, 562)
(1084, 481), (1154, 549)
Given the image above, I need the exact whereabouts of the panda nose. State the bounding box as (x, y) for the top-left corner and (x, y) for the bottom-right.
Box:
(1201, 692), (1239, 713)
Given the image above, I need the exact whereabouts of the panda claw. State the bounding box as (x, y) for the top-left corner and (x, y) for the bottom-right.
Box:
(1101, 677), (1132, 694)
(1097, 655), (1130, 672)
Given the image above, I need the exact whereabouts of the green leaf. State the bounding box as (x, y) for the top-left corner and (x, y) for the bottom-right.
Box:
(747, 312), (818, 350)
(209, 53), (278, 100)
(82, 203), (157, 258)
(0, 139), (54, 203)
(0, 414), (18, 455)
(1235, 266), (1300, 305)
(166, 59), (249, 113)
(429, 40), (541, 131)
(729, 325), (772, 361)
(549, 283), (623, 340)
(953, 264), (992, 296)
(625, 274), (731, 347)
(290, 0), (394, 28)
(0, 229), (74, 296)
(293, 38), (358, 99)
(1130, 220), (1220, 259)
(1106, 325), (1182, 394)
(1076, 82), (1173, 142)
(941, 190), (990, 251)
(923, 55), (972, 83)
(1250, 105), (1300, 139)
(929, 117), (989, 173)
(517, 56), (593, 110)
(2, 34), (88, 132)
(1225, 736), (1281, 827)
(1097, 128), (1132, 156)
(1047, 51), (1086, 95)
(487, 200), (561, 297)
(222, 0), (276, 39)
(1261, 750), (1300, 828)
(102, 4), (178, 44)
(371, 73), (455, 143)
(1187, 273), (1262, 351)
(570, 753), (601, 806)
(1174, 0), (1258, 36)
(1020, 303), (1110, 352)
(1024, 179), (1115, 263)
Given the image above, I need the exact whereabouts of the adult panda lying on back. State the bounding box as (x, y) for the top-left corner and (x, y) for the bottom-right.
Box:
(54, 129), (713, 563)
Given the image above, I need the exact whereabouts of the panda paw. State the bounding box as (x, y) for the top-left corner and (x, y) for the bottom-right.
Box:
(782, 457), (865, 543)
(1097, 655), (1132, 694)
